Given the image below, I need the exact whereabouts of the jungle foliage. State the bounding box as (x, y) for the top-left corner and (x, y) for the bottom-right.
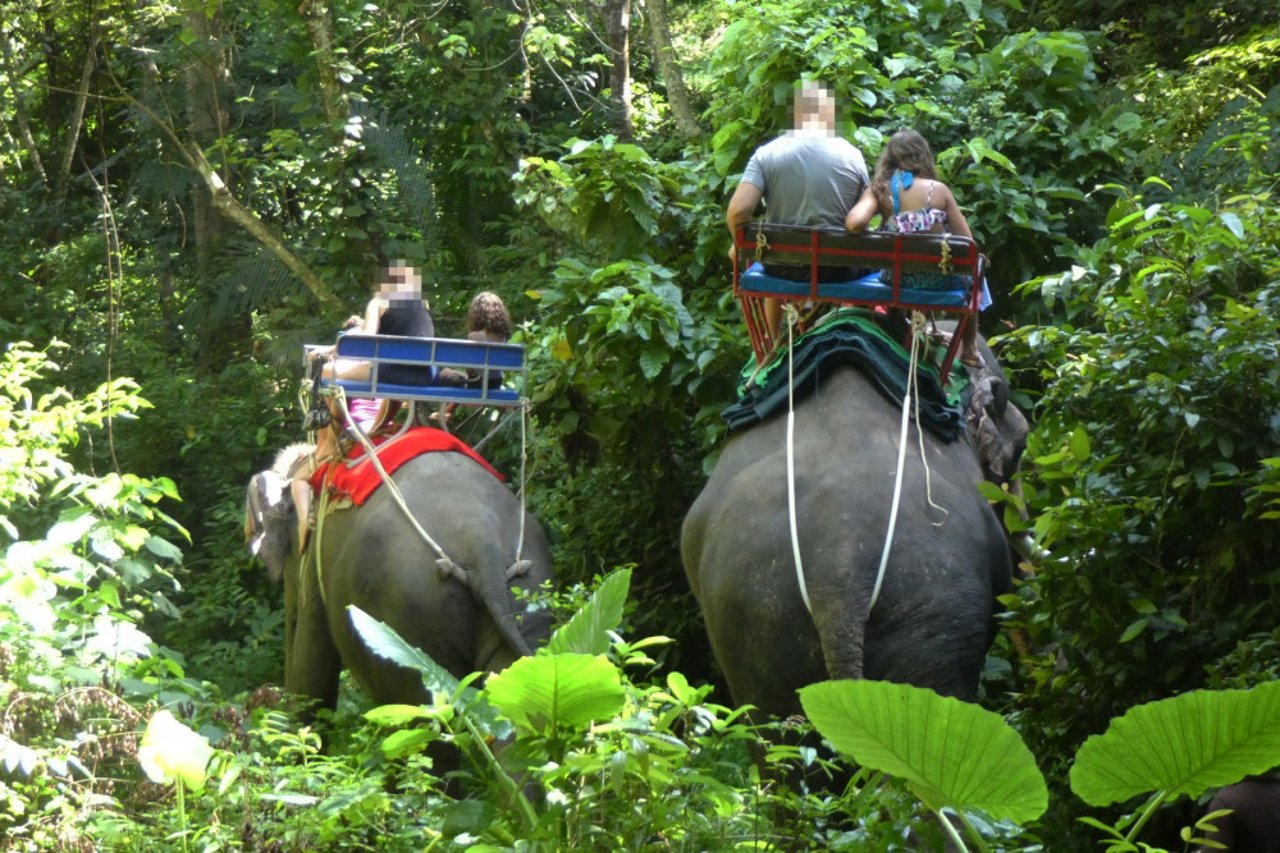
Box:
(1, 0), (1278, 847)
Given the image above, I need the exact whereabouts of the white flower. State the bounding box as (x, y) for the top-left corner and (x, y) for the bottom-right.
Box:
(137, 710), (213, 792)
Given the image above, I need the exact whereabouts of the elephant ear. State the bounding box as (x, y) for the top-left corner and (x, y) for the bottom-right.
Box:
(245, 471), (294, 584)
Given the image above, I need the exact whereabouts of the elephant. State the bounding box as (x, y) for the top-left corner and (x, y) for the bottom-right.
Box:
(681, 334), (1028, 716)
(244, 440), (553, 711)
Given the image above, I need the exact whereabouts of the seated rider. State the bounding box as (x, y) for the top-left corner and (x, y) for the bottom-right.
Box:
(845, 128), (989, 367)
(293, 263), (436, 551)
(726, 81), (870, 339)
(436, 291), (513, 422)
(438, 291), (512, 389)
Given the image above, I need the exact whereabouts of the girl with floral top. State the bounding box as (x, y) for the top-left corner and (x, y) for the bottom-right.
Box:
(845, 128), (989, 366)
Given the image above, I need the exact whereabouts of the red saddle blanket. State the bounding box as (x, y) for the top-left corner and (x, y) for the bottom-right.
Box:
(309, 426), (504, 507)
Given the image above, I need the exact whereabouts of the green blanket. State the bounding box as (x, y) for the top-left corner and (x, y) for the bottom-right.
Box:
(722, 310), (971, 441)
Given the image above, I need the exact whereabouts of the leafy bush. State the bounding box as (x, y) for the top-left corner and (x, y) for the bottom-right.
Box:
(0, 344), (198, 848)
(995, 179), (1280, 842)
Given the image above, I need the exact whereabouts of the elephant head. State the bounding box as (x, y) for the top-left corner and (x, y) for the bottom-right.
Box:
(965, 339), (1029, 486)
(244, 442), (553, 712)
(244, 442), (313, 583)
(961, 338), (1048, 564)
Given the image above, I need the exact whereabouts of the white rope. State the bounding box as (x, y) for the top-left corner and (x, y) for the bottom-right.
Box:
(332, 387), (454, 566)
(870, 312), (928, 613)
(784, 306), (813, 616)
(515, 400), (528, 562)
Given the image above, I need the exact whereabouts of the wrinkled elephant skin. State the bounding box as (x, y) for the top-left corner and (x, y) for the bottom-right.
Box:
(682, 358), (1016, 717)
(247, 450), (552, 711)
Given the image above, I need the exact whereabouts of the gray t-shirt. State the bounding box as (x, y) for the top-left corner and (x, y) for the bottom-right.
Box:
(740, 132), (869, 228)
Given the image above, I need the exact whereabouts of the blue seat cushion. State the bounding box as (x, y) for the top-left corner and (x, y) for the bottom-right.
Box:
(329, 380), (520, 406)
(739, 262), (969, 309)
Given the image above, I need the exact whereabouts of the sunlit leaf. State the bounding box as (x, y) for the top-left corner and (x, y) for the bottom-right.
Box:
(485, 653), (625, 738)
(137, 710), (213, 792)
(1070, 682), (1280, 806)
(799, 680), (1047, 823)
(546, 567), (631, 655)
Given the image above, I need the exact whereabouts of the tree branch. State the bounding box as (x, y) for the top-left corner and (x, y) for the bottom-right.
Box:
(123, 89), (344, 311)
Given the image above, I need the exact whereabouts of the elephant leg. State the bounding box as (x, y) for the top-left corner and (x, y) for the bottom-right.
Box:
(286, 590), (341, 713)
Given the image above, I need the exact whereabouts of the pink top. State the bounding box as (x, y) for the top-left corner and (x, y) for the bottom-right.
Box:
(347, 397), (382, 433)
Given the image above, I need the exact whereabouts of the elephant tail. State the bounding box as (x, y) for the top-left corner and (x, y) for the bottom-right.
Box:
(437, 556), (534, 664)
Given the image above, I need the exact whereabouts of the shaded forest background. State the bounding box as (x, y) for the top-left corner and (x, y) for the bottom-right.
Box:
(1, 0), (1279, 847)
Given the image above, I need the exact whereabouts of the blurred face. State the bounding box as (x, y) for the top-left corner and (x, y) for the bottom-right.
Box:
(379, 262), (422, 299)
(794, 84), (836, 134)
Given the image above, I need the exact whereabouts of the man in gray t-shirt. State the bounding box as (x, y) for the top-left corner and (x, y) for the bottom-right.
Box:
(726, 83), (869, 335)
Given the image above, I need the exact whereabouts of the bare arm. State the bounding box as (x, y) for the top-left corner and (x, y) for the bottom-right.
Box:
(726, 181), (763, 235)
(844, 187), (880, 233)
(363, 295), (384, 334)
(942, 184), (973, 239)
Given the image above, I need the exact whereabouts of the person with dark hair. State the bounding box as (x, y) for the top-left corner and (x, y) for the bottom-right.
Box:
(726, 81), (870, 338)
(293, 264), (436, 550)
(325, 262), (435, 385)
(845, 128), (989, 366)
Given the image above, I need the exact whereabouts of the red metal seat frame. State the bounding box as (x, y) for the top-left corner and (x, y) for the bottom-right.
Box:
(733, 223), (986, 384)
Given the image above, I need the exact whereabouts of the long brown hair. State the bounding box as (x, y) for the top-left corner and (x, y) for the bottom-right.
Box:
(870, 129), (938, 211)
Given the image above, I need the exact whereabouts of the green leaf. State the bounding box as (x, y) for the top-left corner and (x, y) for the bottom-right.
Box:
(1070, 682), (1280, 806)
(485, 653), (625, 738)
(380, 728), (435, 759)
(1218, 212), (1244, 241)
(1118, 618), (1148, 643)
(348, 606), (462, 697)
(638, 347), (668, 379)
(143, 535), (183, 562)
(1069, 426), (1091, 461)
(976, 481), (1007, 503)
(546, 568), (632, 655)
(364, 704), (431, 726)
(799, 680), (1047, 823)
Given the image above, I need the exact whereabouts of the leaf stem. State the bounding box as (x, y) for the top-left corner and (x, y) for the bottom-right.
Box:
(176, 781), (188, 853)
(936, 807), (970, 853)
(1124, 789), (1169, 843)
(462, 715), (538, 832)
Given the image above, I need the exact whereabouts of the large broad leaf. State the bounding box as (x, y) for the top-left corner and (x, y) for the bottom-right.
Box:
(348, 606), (508, 736)
(348, 606), (461, 696)
(545, 567), (631, 655)
(799, 680), (1047, 824)
(1070, 682), (1280, 806)
(485, 653), (625, 738)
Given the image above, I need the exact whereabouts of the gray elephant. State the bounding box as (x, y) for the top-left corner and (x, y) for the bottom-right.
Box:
(681, 335), (1027, 715)
(245, 442), (553, 710)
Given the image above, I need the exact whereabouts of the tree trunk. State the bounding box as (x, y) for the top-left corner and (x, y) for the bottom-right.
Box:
(297, 0), (346, 127)
(643, 0), (701, 138)
(54, 29), (100, 200)
(184, 0), (231, 271)
(602, 0), (634, 140)
(0, 37), (47, 184)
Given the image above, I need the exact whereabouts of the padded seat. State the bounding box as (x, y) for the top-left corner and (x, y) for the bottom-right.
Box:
(738, 263), (970, 309)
